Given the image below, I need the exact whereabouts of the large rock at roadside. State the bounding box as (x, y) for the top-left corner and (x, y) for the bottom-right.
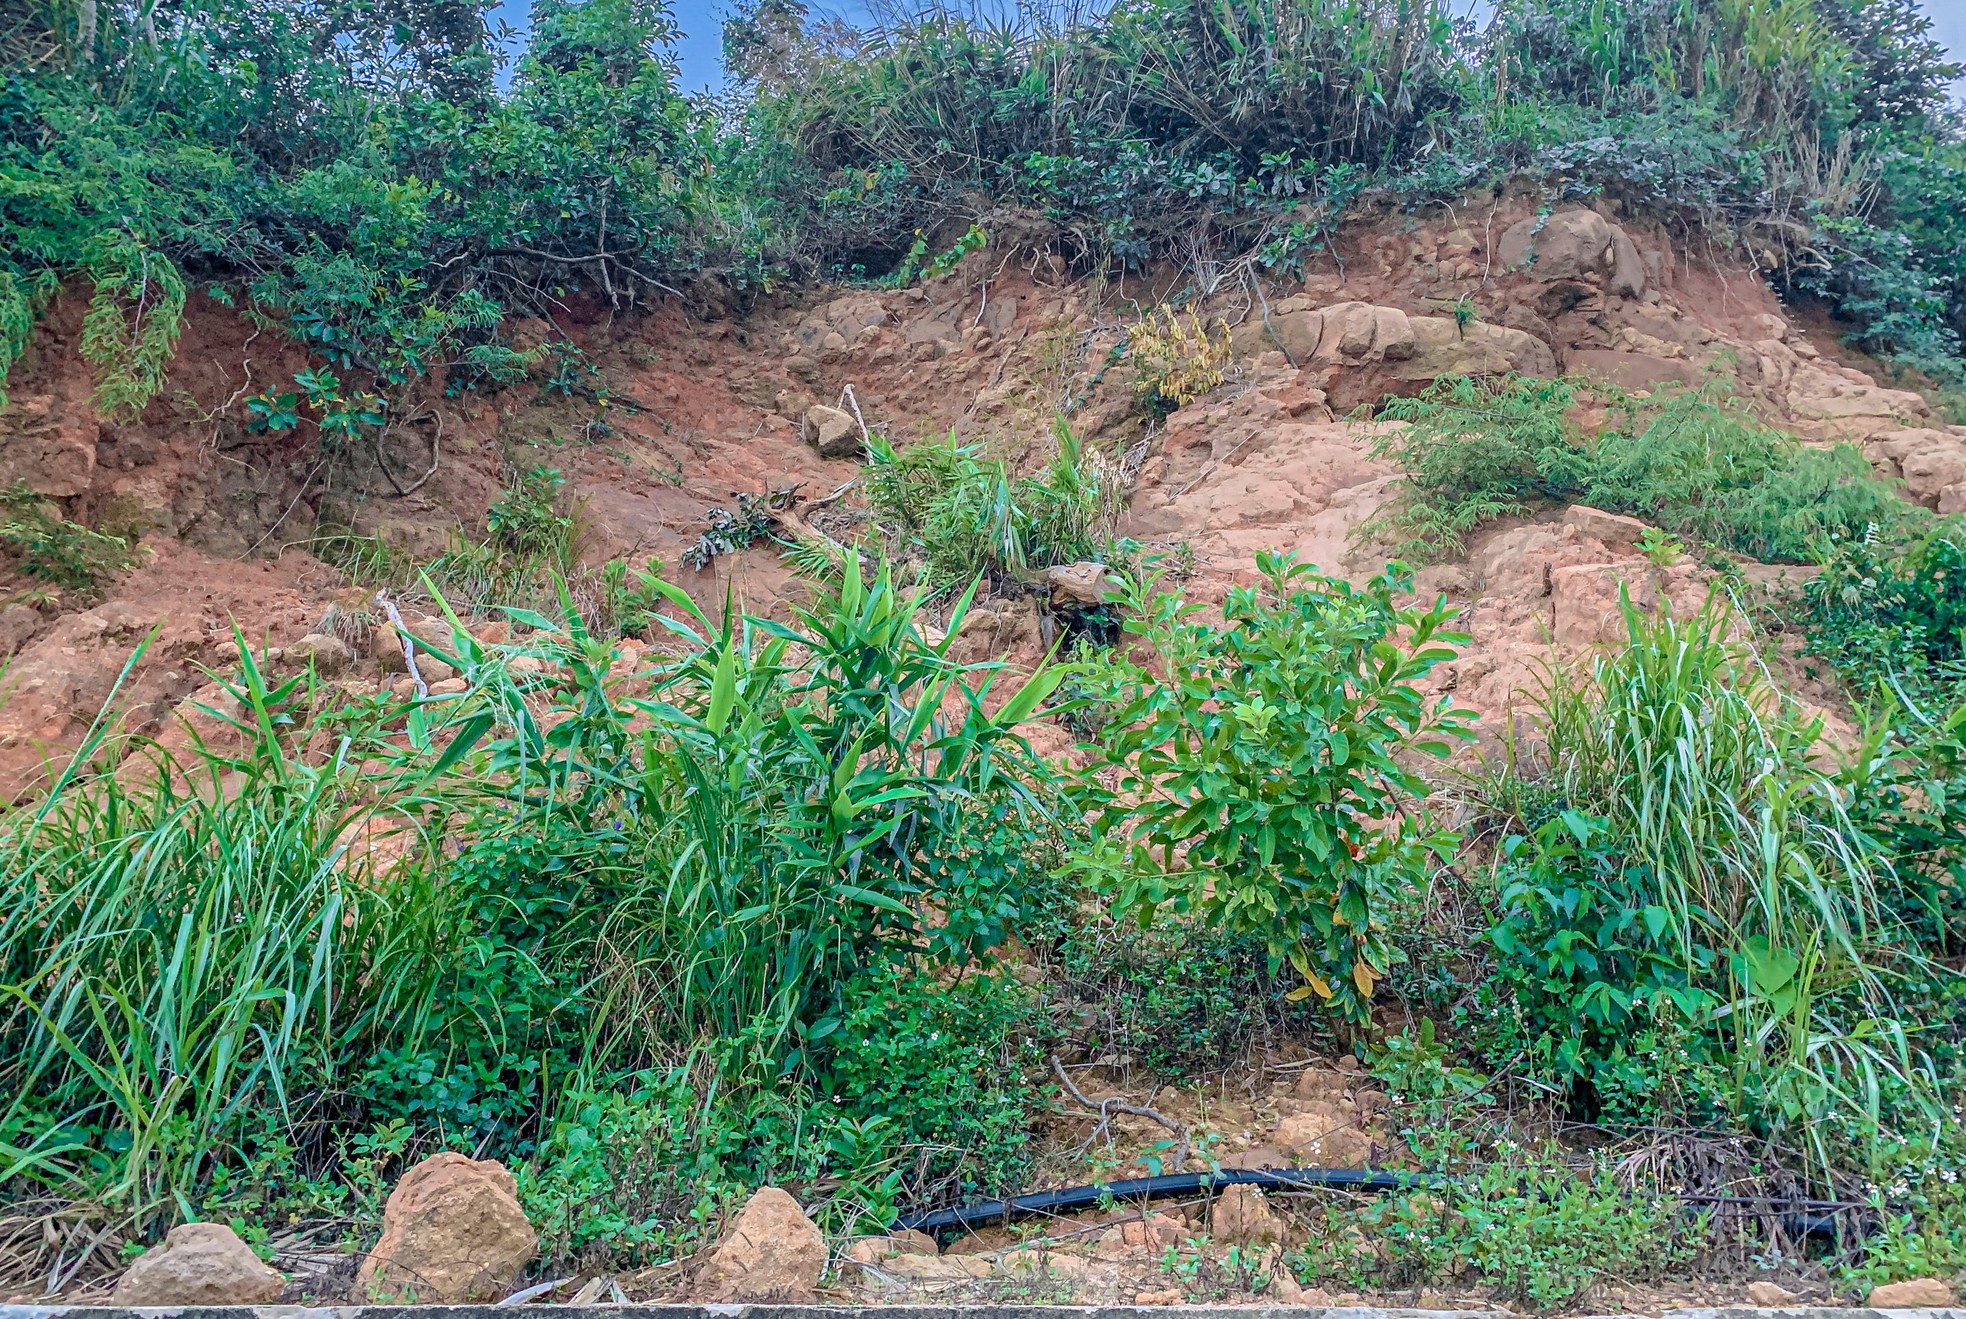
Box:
(696, 1186), (828, 1303)
(113, 1222), (285, 1306)
(1497, 208), (1616, 281)
(802, 404), (862, 458)
(355, 1153), (537, 1303)
(1207, 1184), (1283, 1246)
(1868, 1277), (1955, 1308)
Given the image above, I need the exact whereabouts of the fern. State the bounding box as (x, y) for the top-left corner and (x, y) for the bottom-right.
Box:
(80, 237), (186, 419)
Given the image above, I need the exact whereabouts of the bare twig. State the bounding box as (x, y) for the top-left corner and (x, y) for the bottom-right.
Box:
(1052, 1056), (1191, 1170)
(374, 592), (427, 697)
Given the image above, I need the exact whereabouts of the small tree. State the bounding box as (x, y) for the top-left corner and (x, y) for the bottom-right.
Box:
(1074, 552), (1472, 1020)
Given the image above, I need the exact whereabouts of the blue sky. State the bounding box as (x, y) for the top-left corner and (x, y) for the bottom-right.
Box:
(489, 0), (1965, 102)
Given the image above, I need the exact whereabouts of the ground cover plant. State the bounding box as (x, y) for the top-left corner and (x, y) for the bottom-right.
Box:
(1360, 373), (1915, 562)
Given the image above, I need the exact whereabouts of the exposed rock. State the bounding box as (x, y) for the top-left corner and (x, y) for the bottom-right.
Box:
(416, 656), (457, 685)
(1608, 226), (1648, 298)
(113, 1222), (285, 1306)
(695, 1186), (827, 1303)
(802, 404), (862, 459)
(1399, 318), (1558, 382)
(1868, 1278), (1955, 1308)
(1551, 563), (1654, 646)
(1567, 347), (1701, 391)
(355, 1152), (537, 1303)
(1097, 1213), (1184, 1254)
(1041, 561), (1123, 607)
(290, 633), (353, 676)
(1747, 1281), (1801, 1306)
(1002, 1248), (1092, 1280)
(0, 603), (42, 657)
(1207, 1184), (1283, 1246)
(1563, 505), (1649, 550)
(1497, 208), (1615, 281)
(0, 394), (99, 497)
(1275, 1103), (1374, 1168)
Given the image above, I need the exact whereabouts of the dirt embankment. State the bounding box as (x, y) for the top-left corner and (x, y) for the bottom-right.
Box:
(1, 196), (1961, 794)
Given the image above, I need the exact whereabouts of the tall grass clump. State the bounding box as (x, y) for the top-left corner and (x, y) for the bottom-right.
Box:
(0, 555), (1073, 1242)
(1468, 597), (1934, 1170)
(0, 649), (453, 1224)
(865, 421), (1125, 589)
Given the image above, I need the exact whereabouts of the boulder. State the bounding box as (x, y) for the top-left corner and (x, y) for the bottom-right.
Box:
(355, 1152), (537, 1303)
(1868, 1278), (1955, 1308)
(1563, 505), (1649, 550)
(1207, 1184), (1283, 1246)
(802, 404), (862, 459)
(1497, 209), (1615, 281)
(1399, 318), (1558, 382)
(290, 633), (353, 676)
(113, 1222), (285, 1306)
(1551, 563), (1652, 646)
(696, 1186), (827, 1303)
(1608, 226), (1648, 299)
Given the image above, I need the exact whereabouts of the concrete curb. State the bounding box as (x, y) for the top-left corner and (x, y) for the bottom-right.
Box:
(6, 1307), (1966, 1319)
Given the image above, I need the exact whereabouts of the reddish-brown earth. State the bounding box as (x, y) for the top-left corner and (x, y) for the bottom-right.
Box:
(3, 195), (1962, 795)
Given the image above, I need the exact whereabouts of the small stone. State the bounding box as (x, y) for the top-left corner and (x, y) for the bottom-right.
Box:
(802, 404), (862, 458)
(1748, 1280), (1801, 1306)
(1869, 1277), (1955, 1308)
(291, 633), (353, 676)
(355, 1152), (536, 1303)
(415, 656), (457, 685)
(428, 677), (469, 696)
(696, 1186), (827, 1303)
(113, 1222), (285, 1306)
(1135, 1287), (1186, 1305)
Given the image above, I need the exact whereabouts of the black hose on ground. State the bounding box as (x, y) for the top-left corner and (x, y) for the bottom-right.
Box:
(895, 1167), (1858, 1242)
(896, 1168), (1442, 1235)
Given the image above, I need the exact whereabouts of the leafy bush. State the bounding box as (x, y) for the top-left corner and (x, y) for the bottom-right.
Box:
(1363, 374), (1912, 563)
(1051, 917), (1328, 1075)
(1129, 306), (1233, 413)
(1075, 552), (1471, 1020)
(1803, 522), (1966, 696)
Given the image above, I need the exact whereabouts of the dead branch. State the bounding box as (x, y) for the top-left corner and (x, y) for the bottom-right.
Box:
(1052, 1056), (1191, 1171)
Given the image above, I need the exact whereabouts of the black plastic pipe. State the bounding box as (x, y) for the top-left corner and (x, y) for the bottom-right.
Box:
(895, 1167), (1857, 1241)
(896, 1168), (1441, 1234)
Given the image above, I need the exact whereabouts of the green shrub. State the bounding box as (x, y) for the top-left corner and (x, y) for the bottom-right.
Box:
(1075, 552), (1471, 1020)
(1803, 522), (1966, 696)
(1052, 918), (1329, 1075)
(0, 482), (142, 592)
(1363, 375), (1912, 564)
